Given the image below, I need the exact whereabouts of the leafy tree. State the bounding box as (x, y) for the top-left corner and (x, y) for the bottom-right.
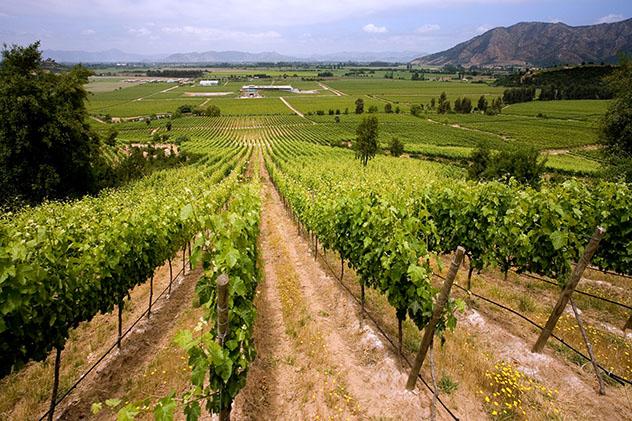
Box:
(395, 106), (401, 114)
(0, 42), (101, 208)
(468, 144), (547, 187)
(601, 56), (632, 181)
(410, 104), (423, 116)
(389, 137), (404, 157)
(355, 98), (365, 114)
(206, 104), (221, 117)
(166, 120), (172, 131)
(384, 103), (393, 113)
(430, 98), (436, 109)
(105, 128), (118, 147)
(354, 116), (379, 166)
(454, 98), (462, 113)
(460, 97), (473, 113)
(477, 95), (488, 112)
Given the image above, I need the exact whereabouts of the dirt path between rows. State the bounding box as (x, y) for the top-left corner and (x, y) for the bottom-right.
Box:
(57, 264), (203, 420)
(279, 97), (316, 125)
(232, 160), (436, 419)
(318, 82), (345, 96)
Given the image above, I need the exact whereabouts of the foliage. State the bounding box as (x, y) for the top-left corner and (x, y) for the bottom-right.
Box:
(354, 116), (379, 166)
(0, 145), (247, 375)
(0, 42), (101, 208)
(206, 105), (221, 117)
(389, 137), (404, 157)
(600, 55), (632, 182)
(354, 98), (364, 114)
(503, 87), (536, 104)
(468, 145), (547, 187)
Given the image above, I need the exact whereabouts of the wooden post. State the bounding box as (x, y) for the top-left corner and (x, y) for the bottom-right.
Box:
(532, 227), (605, 353)
(148, 275), (154, 319)
(406, 246), (465, 390)
(188, 241), (192, 271)
(429, 340), (438, 421)
(47, 347), (62, 421)
(398, 318), (403, 354)
(361, 282), (365, 314)
(570, 298), (606, 395)
(117, 300), (123, 349)
(168, 258), (173, 296)
(182, 245), (186, 276)
(216, 274), (230, 421)
(467, 255), (474, 291)
(341, 258), (345, 280)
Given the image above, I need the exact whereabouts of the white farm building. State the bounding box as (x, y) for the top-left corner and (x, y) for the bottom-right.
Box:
(199, 80), (219, 86)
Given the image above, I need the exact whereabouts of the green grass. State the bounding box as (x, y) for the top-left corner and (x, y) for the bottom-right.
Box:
(504, 100), (611, 121)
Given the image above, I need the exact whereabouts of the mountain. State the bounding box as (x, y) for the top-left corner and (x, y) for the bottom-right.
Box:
(42, 48), (424, 64)
(43, 49), (165, 63)
(305, 51), (426, 63)
(412, 18), (632, 67)
(163, 50), (296, 63)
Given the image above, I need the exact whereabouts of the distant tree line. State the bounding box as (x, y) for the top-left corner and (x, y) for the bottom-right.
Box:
(496, 65), (615, 100)
(146, 69), (204, 78)
(502, 87), (536, 104)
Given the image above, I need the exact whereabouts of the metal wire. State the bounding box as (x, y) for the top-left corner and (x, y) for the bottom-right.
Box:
(39, 256), (191, 421)
(317, 248), (460, 420)
(437, 273), (631, 386)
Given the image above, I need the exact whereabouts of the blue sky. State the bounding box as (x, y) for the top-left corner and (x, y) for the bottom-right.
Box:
(0, 1), (630, 55)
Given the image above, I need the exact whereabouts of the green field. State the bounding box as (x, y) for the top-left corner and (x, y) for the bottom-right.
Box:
(85, 74), (608, 175)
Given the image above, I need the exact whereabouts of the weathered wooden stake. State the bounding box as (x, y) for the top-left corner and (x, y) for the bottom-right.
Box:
(570, 297), (606, 395)
(429, 340), (438, 421)
(148, 275), (154, 319)
(361, 282), (365, 314)
(47, 347), (62, 421)
(168, 258), (173, 296)
(188, 241), (192, 271)
(216, 274), (230, 421)
(341, 258), (345, 280)
(398, 318), (403, 354)
(467, 256), (474, 291)
(117, 300), (123, 349)
(532, 227), (605, 353)
(182, 245), (186, 276)
(406, 246), (465, 390)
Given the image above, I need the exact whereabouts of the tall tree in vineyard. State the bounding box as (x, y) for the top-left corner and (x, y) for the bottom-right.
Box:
(0, 42), (100, 209)
(601, 56), (632, 182)
(354, 116), (379, 166)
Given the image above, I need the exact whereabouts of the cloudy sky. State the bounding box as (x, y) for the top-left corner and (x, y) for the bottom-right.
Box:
(0, 0), (630, 55)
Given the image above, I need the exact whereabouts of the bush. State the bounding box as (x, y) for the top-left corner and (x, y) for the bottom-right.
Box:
(206, 104), (221, 117)
(384, 103), (393, 113)
(367, 105), (379, 113)
(468, 144), (547, 187)
(389, 137), (404, 157)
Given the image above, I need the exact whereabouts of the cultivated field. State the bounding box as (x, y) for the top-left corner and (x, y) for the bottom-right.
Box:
(2, 72), (628, 421)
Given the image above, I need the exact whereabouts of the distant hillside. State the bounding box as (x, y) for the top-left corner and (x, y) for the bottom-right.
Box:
(412, 19), (632, 67)
(163, 50), (296, 63)
(43, 49), (165, 63)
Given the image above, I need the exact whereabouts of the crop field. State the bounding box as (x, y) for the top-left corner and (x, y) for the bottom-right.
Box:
(504, 99), (611, 120)
(3, 87), (630, 420)
(326, 79), (506, 97)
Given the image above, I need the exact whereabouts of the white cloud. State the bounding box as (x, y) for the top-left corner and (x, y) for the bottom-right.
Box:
(363, 23), (388, 33)
(161, 26), (281, 42)
(596, 14), (624, 24)
(81, 29), (96, 35)
(129, 27), (152, 36)
(415, 24), (440, 33)
(475, 25), (491, 33)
